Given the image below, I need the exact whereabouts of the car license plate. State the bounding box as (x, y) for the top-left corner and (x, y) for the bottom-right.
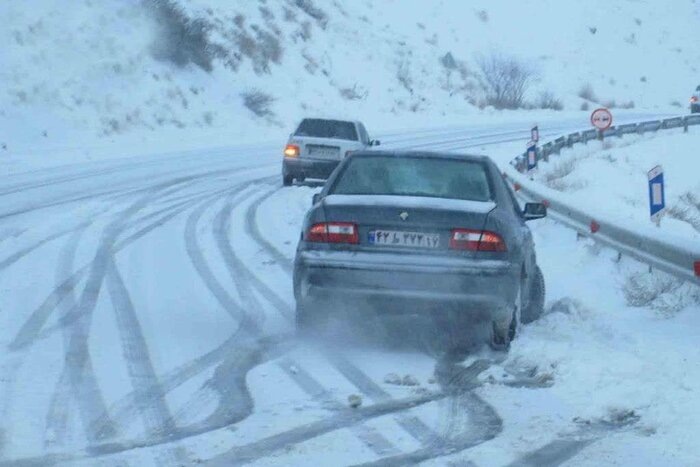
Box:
(368, 230), (440, 248)
(308, 146), (339, 158)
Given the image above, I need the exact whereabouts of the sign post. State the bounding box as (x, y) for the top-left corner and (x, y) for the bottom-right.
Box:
(531, 125), (539, 144)
(590, 108), (613, 139)
(647, 165), (665, 227)
(526, 142), (537, 173)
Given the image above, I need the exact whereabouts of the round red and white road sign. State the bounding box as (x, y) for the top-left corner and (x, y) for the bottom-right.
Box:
(590, 108), (613, 130)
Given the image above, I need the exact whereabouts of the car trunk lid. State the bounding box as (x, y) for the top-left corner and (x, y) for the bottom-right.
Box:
(319, 194), (496, 257)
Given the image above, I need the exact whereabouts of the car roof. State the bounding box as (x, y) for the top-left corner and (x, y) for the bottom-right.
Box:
(348, 150), (489, 163)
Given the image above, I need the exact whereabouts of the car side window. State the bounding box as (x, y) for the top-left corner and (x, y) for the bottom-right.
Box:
(358, 124), (370, 145)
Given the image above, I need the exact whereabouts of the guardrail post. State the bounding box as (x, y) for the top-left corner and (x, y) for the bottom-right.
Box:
(684, 117), (689, 133)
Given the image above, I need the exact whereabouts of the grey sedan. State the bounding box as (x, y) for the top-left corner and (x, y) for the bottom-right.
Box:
(293, 151), (547, 349)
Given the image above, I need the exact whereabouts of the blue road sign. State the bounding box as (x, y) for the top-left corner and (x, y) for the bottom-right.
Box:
(647, 165), (665, 224)
(527, 144), (537, 171)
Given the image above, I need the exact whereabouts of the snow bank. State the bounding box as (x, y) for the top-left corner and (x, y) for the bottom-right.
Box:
(533, 127), (700, 243)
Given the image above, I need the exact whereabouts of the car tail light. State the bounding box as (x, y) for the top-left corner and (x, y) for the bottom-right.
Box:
(694, 261), (700, 277)
(307, 222), (359, 244)
(284, 144), (300, 158)
(450, 229), (506, 252)
(691, 96), (699, 103)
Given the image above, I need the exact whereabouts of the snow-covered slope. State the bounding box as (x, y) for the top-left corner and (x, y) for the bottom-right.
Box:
(2, 0), (699, 163)
(532, 127), (700, 243)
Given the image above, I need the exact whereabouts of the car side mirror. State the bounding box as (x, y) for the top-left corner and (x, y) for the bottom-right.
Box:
(523, 202), (547, 221)
(312, 193), (322, 205)
(370, 139), (381, 146)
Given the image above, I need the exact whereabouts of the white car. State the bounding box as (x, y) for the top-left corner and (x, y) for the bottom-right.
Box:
(282, 118), (380, 186)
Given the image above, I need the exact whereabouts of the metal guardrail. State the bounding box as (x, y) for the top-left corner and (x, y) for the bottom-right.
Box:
(507, 115), (700, 285)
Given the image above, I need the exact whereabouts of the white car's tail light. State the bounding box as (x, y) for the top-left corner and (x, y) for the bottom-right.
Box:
(450, 229), (506, 252)
(691, 96), (698, 103)
(284, 144), (300, 158)
(307, 222), (359, 244)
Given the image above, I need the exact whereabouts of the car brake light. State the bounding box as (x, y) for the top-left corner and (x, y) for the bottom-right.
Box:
(284, 144), (300, 158)
(307, 222), (359, 244)
(450, 229), (506, 252)
(691, 96), (699, 103)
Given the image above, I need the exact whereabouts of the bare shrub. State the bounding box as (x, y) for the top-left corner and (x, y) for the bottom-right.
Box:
(618, 100), (635, 109)
(580, 101), (590, 111)
(147, 0), (222, 72)
(241, 90), (275, 117)
(602, 99), (617, 108)
(397, 60), (413, 94)
(537, 91), (564, 110)
(577, 83), (597, 102)
(623, 272), (699, 315)
(670, 100), (682, 108)
(234, 28), (283, 74)
(259, 6), (274, 21)
(283, 6), (296, 22)
(476, 52), (536, 109)
(440, 52), (458, 71)
(475, 10), (489, 22)
(542, 157), (588, 191)
(668, 192), (700, 233)
(298, 20), (312, 41)
(339, 84), (368, 100)
(293, 0), (328, 29)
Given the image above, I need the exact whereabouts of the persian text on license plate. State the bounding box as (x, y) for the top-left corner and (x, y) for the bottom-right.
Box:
(309, 147), (339, 158)
(368, 230), (440, 248)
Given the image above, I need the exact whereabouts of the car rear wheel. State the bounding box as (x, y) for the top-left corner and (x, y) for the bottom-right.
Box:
(521, 266), (545, 324)
(491, 281), (522, 351)
(283, 174), (294, 186)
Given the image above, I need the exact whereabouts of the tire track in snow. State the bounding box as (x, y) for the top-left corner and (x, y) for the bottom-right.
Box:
(44, 183), (177, 447)
(277, 358), (400, 457)
(326, 352), (442, 448)
(44, 224), (93, 448)
(88, 179), (273, 440)
(38, 178), (217, 452)
(351, 359), (500, 467)
(7, 178), (228, 351)
(104, 256), (189, 465)
(0, 221), (92, 272)
(206, 391), (446, 467)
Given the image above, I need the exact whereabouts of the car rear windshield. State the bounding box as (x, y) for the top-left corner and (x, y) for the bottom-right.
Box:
(295, 119), (358, 141)
(330, 156), (493, 202)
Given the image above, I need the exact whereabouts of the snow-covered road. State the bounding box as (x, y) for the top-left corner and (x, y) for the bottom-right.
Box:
(2, 113), (699, 467)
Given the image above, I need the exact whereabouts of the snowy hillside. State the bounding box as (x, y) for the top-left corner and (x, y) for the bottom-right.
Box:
(2, 0), (699, 162)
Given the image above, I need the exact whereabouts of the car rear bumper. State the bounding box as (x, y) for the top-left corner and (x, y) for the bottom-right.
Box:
(294, 250), (519, 322)
(283, 158), (340, 180)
